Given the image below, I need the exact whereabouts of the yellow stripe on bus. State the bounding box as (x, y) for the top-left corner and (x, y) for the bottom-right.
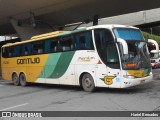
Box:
(1, 54), (48, 82)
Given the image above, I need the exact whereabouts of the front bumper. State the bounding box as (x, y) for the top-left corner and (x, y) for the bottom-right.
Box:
(120, 75), (153, 88)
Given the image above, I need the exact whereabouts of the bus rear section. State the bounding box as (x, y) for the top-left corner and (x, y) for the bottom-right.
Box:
(150, 50), (160, 68)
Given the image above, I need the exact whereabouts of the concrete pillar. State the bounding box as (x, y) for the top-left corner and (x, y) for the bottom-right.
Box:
(10, 19), (52, 40)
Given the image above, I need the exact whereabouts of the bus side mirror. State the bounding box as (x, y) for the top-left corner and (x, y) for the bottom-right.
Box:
(117, 38), (128, 55)
(148, 39), (159, 52)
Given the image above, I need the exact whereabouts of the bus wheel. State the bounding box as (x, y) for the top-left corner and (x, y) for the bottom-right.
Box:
(19, 73), (27, 87)
(12, 73), (20, 86)
(82, 73), (95, 92)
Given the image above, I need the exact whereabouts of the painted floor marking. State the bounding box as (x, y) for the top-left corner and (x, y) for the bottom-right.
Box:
(0, 103), (28, 111)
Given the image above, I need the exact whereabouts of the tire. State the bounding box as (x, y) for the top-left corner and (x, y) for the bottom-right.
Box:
(19, 73), (27, 86)
(12, 73), (20, 86)
(81, 73), (95, 92)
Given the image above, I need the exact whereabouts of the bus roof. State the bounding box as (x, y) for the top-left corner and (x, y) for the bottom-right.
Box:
(2, 31), (68, 47)
(2, 24), (138, 47)
(87, 24), (138, 30)
(2, 27), (88, 47)
(31, 31), (66, 40)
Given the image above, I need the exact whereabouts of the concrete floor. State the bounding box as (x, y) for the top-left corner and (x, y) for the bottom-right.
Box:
(0, 69), (160, 120)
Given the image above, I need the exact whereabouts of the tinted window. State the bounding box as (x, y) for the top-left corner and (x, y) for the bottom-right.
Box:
(45, 40), (51, 53)
(2, 47), (13, 58)
(2, 45), (21, 58)
(94, 29), (120, 69)
(13, 45), (21, 57)
(59, 36), (74, 52)
(75, 31), (94, 50)
(32, 41), (44, 54)
(2, 31), (94, 58)
(2, 47), (7, 58)
(51, 39), (58, 52)
(113, 28), (143, 41)
(22, 44), (31, 56)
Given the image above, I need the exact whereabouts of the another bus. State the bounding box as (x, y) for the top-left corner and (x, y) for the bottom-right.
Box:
(1, 24), (153, 92)
(150, 50), (160, 68)
(148, 39), (160, 68)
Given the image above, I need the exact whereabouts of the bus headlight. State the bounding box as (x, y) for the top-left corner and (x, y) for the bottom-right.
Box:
(149, 72), (153, 76)
(123, 75), (135, 79)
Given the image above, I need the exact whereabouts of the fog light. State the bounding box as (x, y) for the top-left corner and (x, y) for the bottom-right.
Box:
(123, 75), (135, 79)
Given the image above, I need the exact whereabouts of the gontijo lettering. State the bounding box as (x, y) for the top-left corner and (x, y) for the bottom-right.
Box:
(17, 57), (40, 64)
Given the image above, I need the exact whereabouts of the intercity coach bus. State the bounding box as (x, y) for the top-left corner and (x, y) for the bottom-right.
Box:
(1, 24), (152, 92)
(148, 39), (160, 69)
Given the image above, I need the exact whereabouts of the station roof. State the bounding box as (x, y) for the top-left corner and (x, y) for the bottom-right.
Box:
(0, 0), (160, 35)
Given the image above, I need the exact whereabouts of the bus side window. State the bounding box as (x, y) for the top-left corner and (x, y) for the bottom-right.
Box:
(2, 47), (7, 58)
(59, 36), (74, 52)
(13, 45), (20, 57)
(80, 36), (86, 49)
(75, 35), (80, 50)
(32, 41), (44, 54)
(94, 29), (106, 62)
(45, 40), (51, 53)
(94, 29), (119, 69)
(85, 32), (94, 50)
(105, 30), (120, 69)
(51, 40), (58, 53)
(8, 47), (13, 57)
(75, 31), (94, 50)
(39, 42), (44, 54)
(32, 44), (37, 54)
(22, 44), (31, 56)
(24, 46), (28, 55)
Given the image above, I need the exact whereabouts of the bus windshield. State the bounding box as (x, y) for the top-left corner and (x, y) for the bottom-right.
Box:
(114, 28), (151, 70)
(114, 28), (143, 41)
